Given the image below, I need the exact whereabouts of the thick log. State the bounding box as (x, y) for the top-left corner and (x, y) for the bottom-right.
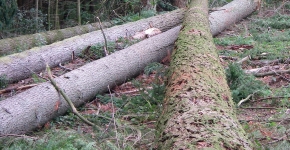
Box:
(0, 0), (258, 83)
(0, 22), (112, 56)
(0, 9), (185, 83)
(0, 26), (181, 134)
(155, 0), (253, 149)
(209, 0), (260, 36)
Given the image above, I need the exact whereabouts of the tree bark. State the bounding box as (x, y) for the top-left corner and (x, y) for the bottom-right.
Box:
(0, 9), (185, 83)
(77, 0), (81, 25)
(0, 0), (258, 83)
(209, 0), (260, 36)
(0, 26), (180, 134)
(55, 0), (60, 30)
(155, 0), (252, 149)
(0, 18), (111, 57)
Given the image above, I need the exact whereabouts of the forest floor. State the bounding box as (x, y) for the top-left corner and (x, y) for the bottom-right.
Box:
(1, 2), (290, 150)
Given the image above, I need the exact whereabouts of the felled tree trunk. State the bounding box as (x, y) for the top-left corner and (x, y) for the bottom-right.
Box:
(0, 26), (181, 134)
(0, 0), (259, 84)
(0, 22), (112, 56)
(155, 0), (254, 149)
(0, 9), (185, 83)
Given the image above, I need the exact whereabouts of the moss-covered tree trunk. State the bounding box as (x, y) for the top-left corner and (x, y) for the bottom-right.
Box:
(156, 0), (252, 149)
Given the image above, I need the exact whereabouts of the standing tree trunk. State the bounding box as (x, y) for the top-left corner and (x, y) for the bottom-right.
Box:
(77, 0), (81, 25)
(172, 0), (187, 8)
(35, 0), (39, 32)
(155, 0), (252, 149)
(48, 0), (51, 31)
(55, 0), (60, 29)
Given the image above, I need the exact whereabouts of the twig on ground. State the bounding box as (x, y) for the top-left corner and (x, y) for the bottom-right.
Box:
(96, 17), (109, 56)
(0, 84), (38, 94)
(268, 135), (287, 144)
(249, 58), (290, 67)
(253, 96), (289, 102)
(237, 94), (253, 107)
(239, 107), (277, 109)
(108, 85), (121, 149)
(253, 69), (290, 77)
(46, 64), (102, 130)
(237, 55), (251, 64)
(239, 118), (290, 123)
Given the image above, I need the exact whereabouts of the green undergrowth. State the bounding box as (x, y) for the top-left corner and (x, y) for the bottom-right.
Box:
(215, 14), (290, 60)
(112, 10), (157, 25)
(0, 75), (8, 90)
(226, 63), (270, 103)
(217, 9), (290, 149)
(0, 63), (167, 149)
(0, 130), (96, 150)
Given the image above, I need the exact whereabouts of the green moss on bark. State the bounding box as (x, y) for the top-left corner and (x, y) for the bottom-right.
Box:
(155, 0), (252, 149)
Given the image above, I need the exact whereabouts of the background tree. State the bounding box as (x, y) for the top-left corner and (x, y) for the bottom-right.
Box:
(0, 0), (18, 36)
(77, 0), (81, 25)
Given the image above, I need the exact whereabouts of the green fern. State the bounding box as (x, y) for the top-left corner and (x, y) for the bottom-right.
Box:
(226, 63), (269, 103)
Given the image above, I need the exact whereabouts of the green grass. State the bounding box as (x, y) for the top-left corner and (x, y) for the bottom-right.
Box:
(0, 130), (96, 150)
(215, 14), (290, 60)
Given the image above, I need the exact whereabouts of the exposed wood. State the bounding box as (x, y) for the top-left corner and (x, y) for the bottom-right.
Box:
(0, 26), (181, 134)
(155, 0), (253, 149)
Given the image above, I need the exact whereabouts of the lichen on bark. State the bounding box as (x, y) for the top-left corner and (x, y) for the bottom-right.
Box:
(155, 0), (252, 149)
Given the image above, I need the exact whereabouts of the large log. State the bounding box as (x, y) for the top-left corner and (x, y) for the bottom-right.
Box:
(0, 22), (112, 56)
(0, 9), (185, 83)
(209, 0), (260, 35)
(0, 26), (180, 134)
(0, 0), (259, 84)
(155, 0), (254, 149)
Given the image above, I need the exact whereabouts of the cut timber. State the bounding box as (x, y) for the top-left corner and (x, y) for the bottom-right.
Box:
(0, 26), (181, 134)
(209, 0), (260, 35)
(0, 22), (111, 56)
(155, 0), (255, 149)
(0, 9), (185, 83)
(0, 0), (258, 83)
